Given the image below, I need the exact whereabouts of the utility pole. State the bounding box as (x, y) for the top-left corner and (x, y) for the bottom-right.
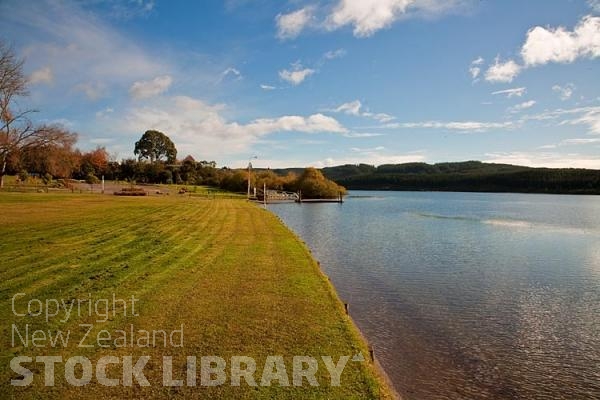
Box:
(247, 155), (257, 199)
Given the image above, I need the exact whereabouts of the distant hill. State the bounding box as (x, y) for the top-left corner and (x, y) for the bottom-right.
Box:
(272, 161), (600, 195)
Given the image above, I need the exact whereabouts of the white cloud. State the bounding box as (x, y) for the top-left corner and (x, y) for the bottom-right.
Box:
(335, 100), (363, 115)
(471, 56), (484, 65)
(559, 108), (600, 134)
(508, 100), (536, 113)
(386, 120), (515, 132)
(480, 16), (600, 84)
(351, 146), (386, 152)
(485, 151), (600, 169)
(537, 137), (600, 150)
(552, 83), (575, 100)
(469, 56), (484, 80)
(276, 7), (314, 39)
(329, 100), (395, 122)
(118, 95), (348, 158)
(279, 64), (316, 85)
(523, 106), (600, 134)
(492, 87), (526, 98)
(96, 107), (114, 118)
(342, 132), (385, 138)
(314, 151), (427, 168)
(324, 48), (347, 59)
(260, 84), (277, 90)
(218, 67), (242, 83)
(0, 0), (170, 99)
(75, 81), (106, 100)
(484, 57), (522, 83)
(363, 112), (395, 122)
(29, 66), (54, 85)
(521, 16), (600, 66)
(325, 0), (472, 38)
(561, 138), (600, 145)
(129, 75), (172, 99)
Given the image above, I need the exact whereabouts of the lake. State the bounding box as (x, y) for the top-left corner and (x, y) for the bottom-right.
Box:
(269, 191), (600, 400)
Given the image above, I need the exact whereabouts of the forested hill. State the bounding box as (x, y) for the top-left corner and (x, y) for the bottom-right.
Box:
(281, 161), (600, 195)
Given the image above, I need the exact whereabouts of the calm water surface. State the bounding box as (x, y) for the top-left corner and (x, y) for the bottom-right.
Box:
(269, 191), (600, 400)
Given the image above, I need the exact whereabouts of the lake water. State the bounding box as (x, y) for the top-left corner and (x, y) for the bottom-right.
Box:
(269, 191), (600, 400)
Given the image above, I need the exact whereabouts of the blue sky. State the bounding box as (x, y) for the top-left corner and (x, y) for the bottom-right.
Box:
(1, 0), (599, 168)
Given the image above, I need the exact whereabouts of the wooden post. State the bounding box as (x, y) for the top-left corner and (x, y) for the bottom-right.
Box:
(369, 347), (375, 362)
(344, 303), (349, 315)
(263, 183), (267, 208)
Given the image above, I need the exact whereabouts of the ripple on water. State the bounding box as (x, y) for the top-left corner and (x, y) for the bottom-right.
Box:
(269, 192), (600, 399)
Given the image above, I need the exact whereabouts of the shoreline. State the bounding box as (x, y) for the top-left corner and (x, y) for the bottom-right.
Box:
(266, 206), (401, 399)
(1, 193), (397, 398)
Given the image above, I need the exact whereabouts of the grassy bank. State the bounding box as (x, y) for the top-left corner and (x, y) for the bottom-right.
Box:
(0, 193), (393, 399)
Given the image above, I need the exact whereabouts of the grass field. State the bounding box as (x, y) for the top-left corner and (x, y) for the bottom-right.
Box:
(0, 193), (393, 399)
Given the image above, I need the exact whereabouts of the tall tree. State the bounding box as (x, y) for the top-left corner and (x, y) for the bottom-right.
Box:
(133, 130), (177, 164)
(0, 41), (75, 187)
(20, 127), (80, 178)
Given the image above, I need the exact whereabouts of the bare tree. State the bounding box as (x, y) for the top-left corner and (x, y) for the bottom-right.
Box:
(0, 41), (76, 187)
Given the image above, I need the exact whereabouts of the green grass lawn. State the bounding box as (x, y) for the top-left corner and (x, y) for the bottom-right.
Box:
(0, 193), (394, 399)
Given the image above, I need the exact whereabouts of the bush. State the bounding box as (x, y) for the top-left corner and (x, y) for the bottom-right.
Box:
(294, 168), (346, 199)
(18, 170), (28, 183)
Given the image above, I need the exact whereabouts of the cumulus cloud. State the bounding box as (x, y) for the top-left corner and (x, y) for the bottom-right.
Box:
(29, 66), (54, 85)
(508, 100), (536, 113)
(521, 16), (600, 66)
(276, 6), (314, 39)
(279, 64), (316, 85)
(129, 75), (172, 99)
(119, 95), (348, 157)
(484, 58), (522, 83)
(274, 0), (472, 39)
(552, 83), (575, 100)
(491, 87), (526, 98)
(325, 0), (472, 37)
(480, 15), (600, 84)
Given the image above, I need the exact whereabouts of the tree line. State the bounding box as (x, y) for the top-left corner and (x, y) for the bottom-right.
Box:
(1, 41), (345, 198)
(318, 161), (600, 195)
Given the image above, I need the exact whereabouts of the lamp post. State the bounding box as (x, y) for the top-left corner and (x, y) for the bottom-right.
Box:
(247, 155), (257, 199)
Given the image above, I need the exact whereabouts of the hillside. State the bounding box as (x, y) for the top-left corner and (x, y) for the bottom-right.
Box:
(273, 161), (600, 195)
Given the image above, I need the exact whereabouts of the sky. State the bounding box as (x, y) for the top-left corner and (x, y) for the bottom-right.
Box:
(1, 0), (599, 169)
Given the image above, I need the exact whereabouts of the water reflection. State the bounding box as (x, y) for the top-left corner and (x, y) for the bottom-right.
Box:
(269, 191), (600, 400)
